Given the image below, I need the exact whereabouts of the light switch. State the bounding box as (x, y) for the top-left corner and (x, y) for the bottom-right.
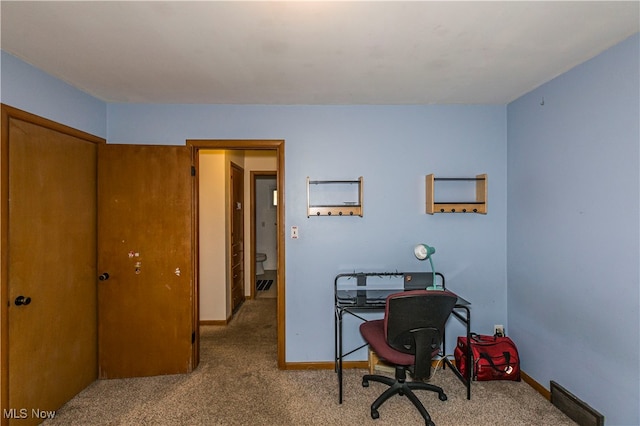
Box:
(291, 226), (299, 239)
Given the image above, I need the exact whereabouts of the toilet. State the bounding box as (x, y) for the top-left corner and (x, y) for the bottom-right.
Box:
(256, 253), (267, 275)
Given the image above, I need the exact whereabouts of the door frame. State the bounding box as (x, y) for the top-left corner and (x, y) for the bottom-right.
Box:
(0, 104), (106, 425)
(250, 171), (277, 300)
(187, 140), (285, 368)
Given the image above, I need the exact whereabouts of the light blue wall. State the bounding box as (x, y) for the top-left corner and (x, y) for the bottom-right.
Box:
(1, 51), (106, 138)
(507, 33), (640, 426)
(108, 103), (508, 361)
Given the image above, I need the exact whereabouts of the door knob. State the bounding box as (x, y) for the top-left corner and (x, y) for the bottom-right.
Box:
(98, 273), (110, 281)
(14, 296), (31, 306)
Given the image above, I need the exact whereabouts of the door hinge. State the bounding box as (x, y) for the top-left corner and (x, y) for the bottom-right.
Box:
(192, 331), (196, 344)
(191, 166), (196, 176)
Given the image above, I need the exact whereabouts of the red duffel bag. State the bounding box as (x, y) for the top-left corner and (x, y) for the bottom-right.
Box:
(454, 333), (521, 381)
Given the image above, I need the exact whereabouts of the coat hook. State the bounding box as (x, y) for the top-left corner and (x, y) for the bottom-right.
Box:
(540, 97), (545, 106)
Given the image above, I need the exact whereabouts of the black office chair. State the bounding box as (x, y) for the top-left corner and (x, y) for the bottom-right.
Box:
(359, 289), (457, 426)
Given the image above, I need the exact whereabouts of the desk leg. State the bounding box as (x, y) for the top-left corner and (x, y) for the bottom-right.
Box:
(464, 307), (471, 400)
(334, 307), (338, 374)
(335, 308), (344, 404)
(446, 307), (472, 400)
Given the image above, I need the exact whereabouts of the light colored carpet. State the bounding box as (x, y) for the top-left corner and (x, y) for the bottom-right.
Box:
(44, 298), (575, 425)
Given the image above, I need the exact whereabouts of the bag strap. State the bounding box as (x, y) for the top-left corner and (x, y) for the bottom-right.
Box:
(471, 333), (497, 343)
(479, 352), (512, 373)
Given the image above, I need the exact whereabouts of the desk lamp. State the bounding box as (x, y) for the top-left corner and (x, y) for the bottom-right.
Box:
(414, 243), (441, 290)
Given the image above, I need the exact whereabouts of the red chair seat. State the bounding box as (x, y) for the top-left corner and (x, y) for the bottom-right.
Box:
(360, 319), (414, 366)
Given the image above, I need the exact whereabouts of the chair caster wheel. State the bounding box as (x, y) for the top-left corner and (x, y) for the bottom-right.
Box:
(371, 409), (379, 419)
(439, 392), (447, 401)
(362, 379), (369, 387)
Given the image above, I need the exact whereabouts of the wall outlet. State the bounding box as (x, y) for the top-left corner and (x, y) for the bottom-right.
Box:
(494, 324), (504, 337)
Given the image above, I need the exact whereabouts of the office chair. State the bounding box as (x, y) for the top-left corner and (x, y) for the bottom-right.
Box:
(359, 289), (457, 426)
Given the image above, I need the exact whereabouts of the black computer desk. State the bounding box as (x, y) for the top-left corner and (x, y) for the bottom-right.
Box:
(334, 271), (472, 403)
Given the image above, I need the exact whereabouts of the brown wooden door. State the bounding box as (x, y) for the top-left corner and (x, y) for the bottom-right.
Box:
(230, 163), (244, 312)
(97, 144), (194, 378)
(6, 117), (98, 426)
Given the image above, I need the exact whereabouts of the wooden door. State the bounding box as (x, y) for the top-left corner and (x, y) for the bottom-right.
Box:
(230, 163), (244, 312)
(97, 144), (194, 378)
(5, 116), (98, 425)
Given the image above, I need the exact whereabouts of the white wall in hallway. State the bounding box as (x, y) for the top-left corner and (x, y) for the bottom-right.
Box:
(198, 151), (227, 321)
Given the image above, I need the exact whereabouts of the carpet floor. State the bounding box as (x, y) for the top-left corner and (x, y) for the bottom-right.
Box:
(44, 298), (575, 425)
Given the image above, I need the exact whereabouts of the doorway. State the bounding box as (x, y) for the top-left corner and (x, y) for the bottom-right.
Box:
(188, 140), (285, 368)
(252, 172), (277, 300)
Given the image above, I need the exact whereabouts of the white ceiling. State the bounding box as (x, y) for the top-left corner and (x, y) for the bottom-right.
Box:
(1, 1), (638, 105)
